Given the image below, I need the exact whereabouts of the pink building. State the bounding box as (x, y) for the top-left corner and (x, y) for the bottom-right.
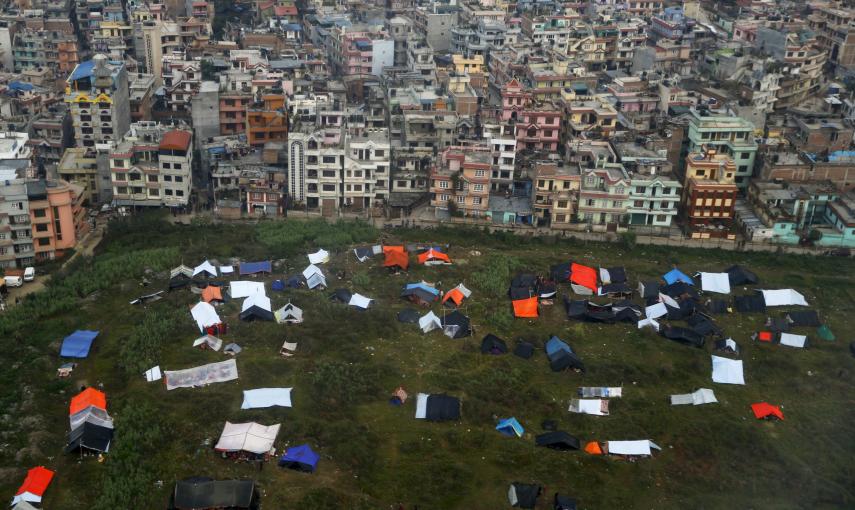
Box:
(28, 180), (85, 262)
(501, 78), (532, 121)
(515, 108), (561, 151)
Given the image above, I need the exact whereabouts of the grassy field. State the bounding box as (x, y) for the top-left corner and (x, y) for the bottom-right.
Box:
(1, 213), (854, 509)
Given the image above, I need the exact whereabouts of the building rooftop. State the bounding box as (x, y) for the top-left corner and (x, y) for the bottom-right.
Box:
(159, 130), (192, 151)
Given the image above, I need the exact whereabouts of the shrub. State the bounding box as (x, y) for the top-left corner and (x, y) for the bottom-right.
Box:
(120, 308), (184, 374)
(351, 270), (371, 287)
(620, 231), (637, 250)
(471, 254), (520, 298)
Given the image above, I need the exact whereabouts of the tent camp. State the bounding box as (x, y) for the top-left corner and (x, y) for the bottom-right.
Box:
(443, 283), (472, 307)
(279, 444), (319, 472)
(241, 388), (293, 409)
(307, 249), (330, 265)
(65, 422), (113, 453)
(302, 265), (327, 289)
(779, 332), (808, 348)
(171, 478), (256, 510)
(535, 431), (580, 451)
(418, 248), (451, 265)
(442, 310), (471, 338)
(726, 265), (758, 285)
(192, 335), (223, 351)
(496, 417), (524, 437)
(508, 483), (542, 509)
(215, 422), (280, 455)
(414, 393), (460, 421)
(190, 302), (222, 332)
(699, 272), (731, 294)
(11, 467), (54, 506)
(606, 440), (661, 457)
(663, 268), (693, 285)
(568, 399), (609, 416)
(545, 336), (584, 372)
(481, 334), (508, 354)
(761, 289), (808, 307)
(397, 308), (420, 324)
(70, 387), (107, 415)
(164, 359), (238, 390)
(671, 388), (717, 406)
(229, 281), (266, 299)
(711, 355), (745, 385)
(348, 293), (372, 309)
(274, 303), (303, 324)
(419, 311), (442, 333)
(751, 402), (784, 420)
(201, 285), (224, 303)
(734, 294), (766, 313)
(283, 275), (303, 289)
(512, 296), (539, 318)
(60, 330), (99, 358)
(239, 260), (272, 275)
(193, 260), (218, 278)
(401, 282), (440, 306)
(570, 263), (598, 295)
(240, 293), (274, 321)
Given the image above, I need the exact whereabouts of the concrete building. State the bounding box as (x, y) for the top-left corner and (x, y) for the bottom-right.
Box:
(191, 81), (221, 148)
(430, 147), (493, 218)
(532, 161), (580, 228)
(0, 180), (33, 268)
(412, 7), (458, 52)
(686, 108), (757, 188)
(681, 149), (738, 239)
(615, 141), (682, 229)
(129, 72), (157, 122)
(246, 94), (288, 147)
(26, 179), (83, 262)
(808, 5), (855, 70)
(65, 55), (131, 148)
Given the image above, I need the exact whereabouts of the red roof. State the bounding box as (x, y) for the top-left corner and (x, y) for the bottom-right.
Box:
(274, 4), (297, 15)
(159, 130), (191, 151)
(15, 466), (54, 500)
(751, 402), (784, 420)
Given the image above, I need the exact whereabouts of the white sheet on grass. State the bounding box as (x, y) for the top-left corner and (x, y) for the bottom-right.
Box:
(419, 311), (441, 333)
(191, 301), (221, 332)
(414, 393), (428, 419)
(241, 388), (293, 409)
(711, 355), (745, 385)
(700, 273), (731, 294)
(308, 249), (330, 264)
(193, 334), (223, 351)
(607, 440), (661, 456)
(193, 260), (217, 277)
(242, 293), (272, 313)
(144, 365), (162, 382)
(637, 317), (660, 331)
(671, 388), (717, 406)
(568, 399), (609, 416)
(230, 281), (266, 299)
(165, 359), (238, 390)
(779, 332), (807, 348)
(215, 421), (280, 454)
(645, 302), (667, 319)
(579, 387), (622, 398)
(348, 293), (372, 309)
(761, 289), (808, 306)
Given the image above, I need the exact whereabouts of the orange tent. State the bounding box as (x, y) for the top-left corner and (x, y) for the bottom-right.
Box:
(443, 288), (465, 306)
(570, 263), (598, 292)
(14, 466), (54, 502)
(418, 249), (451, 265)
(512, 296), (539, 318)
(751, 402), (784, 420)
(757, 331), (773, 342)
(202, 285), (223, 303)
(69, 387), (107, 415)
(584, 441), (603, 455)
(384, 250), (409, 270)
(383, 245), (405, 255)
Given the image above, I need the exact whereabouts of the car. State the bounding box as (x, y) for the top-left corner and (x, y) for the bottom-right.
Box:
(4, 275), (23, 287)
(23, 267), (35, 282)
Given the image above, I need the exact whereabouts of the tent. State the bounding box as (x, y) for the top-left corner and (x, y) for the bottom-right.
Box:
(538, 279), (558, 299)
(220, 266), (234, 275)
(699, 272), (731, 294)
(60, 330), (99, 358)
(671, 388), (717, 406)
(816, 325), (835, 341)
(599, 282), (632, 296)
(687, 314), (721, 337)
(330, 288), (352, 304)
(442, 310), (471, 338)
(751, 402), (784, 420)
(554, 494), (578, 510)
(756, 331), (774, 343)
(419, 311), (442, 333)
(727, 265), (758, 285)
(201, 285), (224, 303)
(508, 483), (541, 509)
(645, 302), (667, 319)
(70, 387), (107, 415)
(397, 308), (420, 323)
(714, 338), (739, 354)
(414, 393), (461, 421)
(279, 444), (320, 472)
(193, 260), (218, 278)
(535, 431), (580, 450)
(512, 296), (539, 318)
(65, 422), (113, 453)
(711, 355), (745, 385)
(584, 441), (603, 455)
(240, 293), (274, 321)
(599, 266), (626, 284)
(383, 248), (409, 271)
(307, 249), (330, 264)
(496, 417), (524, 437)
(144, 366), (162, 382)
(579, 387), (622, 398)
(192, 334), (223, 351)
(401, 282), (440, 306)
(661, 281), (698, 300)
(11, 466), (54, 506)
(550, 262), (571, 281)
(164, 359), (238, 390)
(284, 275), (304, 289)
(734, 294), (766, 313)
(706, 299), (729, 314)
(170, 265), (193, 280)
(271, 279), (285, 292)
(12, 501), (39, 510)
(239, 260), (272, 275)
(302, 265), (327, 289)
(241, 388), (292, 409)
(274, 303), (303, 324)
(786, 310), (820, 327)
(480, 334), (508, 354)
(638, 280), (660, 299)
(570, 263), (598, 294)
(443, 283), (472, 306)
(766, 316), (790, 333)
(171, 478), (255, 510)
(663, 268), (693, 285)
(761, 289), (808, 307)
(215, 422), (280, 454)
(779, 332), (807, 348)
(348, 293), (372, 309)
(230, 281), (265, 299)
(546, 336), (584, 372)
(606, 440), (661, 457)
(224, 343), (242, 356)
(69, 405), (113, 430)
(568, 399), (609, 416)
(418, 248), (451, 265)
(353, 246), (376, 262)
(513, 340), (535, 359)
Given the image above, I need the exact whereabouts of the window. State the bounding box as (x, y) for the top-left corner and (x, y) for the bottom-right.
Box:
(663, 187), (672, 195)
(35, 224), (48, 232)
(615, 186), (624, 194)
(174, 163), (182, 170)
(612, 200), (622, 208)
(456, 196), (465, 203)
(164, 175), (172, 182)
(538, 180), (546, 188)
(149, 189), (159, 197)
(475, 170), (485, 177)
(440, 194), (449, 201)
(557, 200), (568, 208)
(165, 189), (173, 196)
(634, 200), (644, 207)
(162, 162), (171, 169)
(113, 160), (125, 168)
(585, 199), (595, 206)
(473, 196), (482, 205)
(473, 184), (484, 191)
(397, 180), (407, 187)
(33, 209), (46, 218)
(175, 176), (183, 183)
(117, 186), (128, 194)
(114, 173), (126, 182)
(738, 165), (748, 173)
(375, 150), (384, 157)
(38, 238), (50, 246)
(635, 186), (646, 194)
(439, 180), (449, 189)
(147, 175), (158, 183)
(584, 213), (593, 222)
(322, 184), (336, 192)
(176, 190), (184, 197)
(586, 176), (596, 186)
(695, 169), (706, 177)
(701, 132), (710, 140)
(739, 152), (750, 159)
(322, 156), (337, 164)
(322, 170), (336, 178)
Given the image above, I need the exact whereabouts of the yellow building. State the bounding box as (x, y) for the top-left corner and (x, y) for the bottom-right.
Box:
(452, 54), (484, 75)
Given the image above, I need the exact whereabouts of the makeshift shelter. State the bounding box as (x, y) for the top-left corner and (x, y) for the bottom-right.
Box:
(192, 334), (223, 351)
(661, 326), (705, 348)
(761, 289), (808, 307)
(554, 494), (578, 510)
(599, 282), (632, 297)
(307, 249), (330, 265)
(734, 294), (766, 313)
(241, 388), (292, 409)
(816, 325), (835, 341)
(663, 268), (693, 285)
(271, 279), (285, 292)
(766, 316), (790, 333)
(599, 266), (627, 284)
(508, 483), (542, 509)
(11, 501), (38, 510)
(215, 422), (280, 455)
(397, 308), (420, 324)
(637, 317), (660, 331)
(69, 405), (113, 430)
(229, 281), (265, 299)
(699, 272), (731, 294)
(442, 310), (471, 338)
(70, 387), (107, 415)
(638, 280), (660, 299)
(706, 299), (729, 314)
(714, 338), (739, 355)
(756, 331), (774, 343)
(443, 283), (472, 306)
(280, 341), (298, 358)
(240, 293), (274, 321)
(274, 303), (303, 324)
(751, 402), (784, 420)
(545, 336), (585, 372)
(284, 275), (304, 289)
(779, 333), (808, 348)
(65, 422), (113, 453)
(579, 387), (622, 398)
(538, 279), (558, 299)
(535, 431), (580, 450)
(348, 293), (372, 309)
(170, 265), (193, 280)
(171, 478), (255, 510)
(239, 260), (272, 275)
(223, 343), (242, 356)
(513, 340), (535, 359)
(569, 399), (609, 416)
(193, 260), (218, 278)
(302, 265), (327, 289)
(383, 248), (409, 271)
(130, 290), (165, 305)
(512, 296), (539, 318)
(726, 265), (758, 285)
(220, 266), (234, 275)
(12, 466), (54, 506)
(687, 314), (721, 336)
(191, 302), (222, 333)
(496, 417), (524, 437)
(606, 440), (661, 457)
(201, 285), (224, 303)
(711, 355), (745, 385)
(60, 330), (99, 358)
(786, 310), (820, 327)
(57, 362), (76, 377)
(414, 393), (460, 421)
(279, 444), (320, 472)
(401, 282), (440, 306)
(419, 311), (442, 333)
(354, 246), (379, 262)
(144, 366), (162, 382)
(418, 248), (451, 265)
(165, 359), (238, 390)
(645, 302), (667, 319)
(570, 263), (598, 295)
(550, 262), (571, 281)
(584, 441), (603, 455)
(480, 334), (508, 354)
(330, 288), (352, 303)
(671, 388), (717, 406)
(661, 281), (699, 300)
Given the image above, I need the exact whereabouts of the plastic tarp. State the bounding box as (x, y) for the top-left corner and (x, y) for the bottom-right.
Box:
(599, 266), (626, 284)
(201, 285), (223, 303)
(60, 330), (99, 358)
(69, 388), (106, 415)
(727, 265), (758, 285)
(535, 431), (580, 450)
(172, 479), (255, 509)
(230, 281), (266, 299)
(414, 393), (428, 418)
(569, 399), (609, 415)
(751, 402), (784, 420)
(443, 283), (472, 306)
(348, 293), (372, 309)
(508, 483), (541, 509)
(308, 249), (330, 264)
(241, 293), (271, 313)
(144, 365), (162, 382)
(241, 388), (292, 409)
(12, 466), (54, 506)
(496, 417), (524, 437)
(512, 296), (539, 318)
(715, 338), (739, 354)
(279, 444), (319, 472)
(645, 302), (667, 319)
(762, 289), (808, 307)
(779, 333), (807, 348)
(384, 250), (409, 270)
(274, 303), (303, 323)
(637, 317), (660, 331)
(65, 422), (113, 453)
(711, 355), (745, 385)
(607, 440), (661, 456)
(220, 265), (234, 274)
(165, 359), (238, 390)
(700, 273), (731, 294)
(418, 248), (451, 265)
(191, 302), (221, 332)
(193, 260), (218, 277)
(671, 388), (717, 406)
(415, 393), (460, 421)
(239, 260), (272, 275)
(193, 335), (223, 351)
(69, 405), (113, 430)
(419, 311), (441, 333)
(570, 263), (598, 293)
(579, 387), (622, 398)
(353, 246), (374, 262)
(215, 421), (280, 454)
(663, 268), (693, 285)
(481, 334), (508, 354)
(303, 264), (326, 289)
(170, 265), (193, 279)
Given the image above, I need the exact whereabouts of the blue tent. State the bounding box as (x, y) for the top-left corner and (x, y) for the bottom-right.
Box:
(239, 260), (272, 275)
(663, 268), (693, 285)
(545, 335), (573, 358)
(405, 282), (440, 296)
(496, 417), (524, 437)
(271, 279), (285, 291)
(278, 444), (319, 472)
(60, 330), (99, 358)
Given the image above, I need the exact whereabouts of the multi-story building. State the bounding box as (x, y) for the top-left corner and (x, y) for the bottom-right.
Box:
(29, 109), (73, 170)
(681, 149), (738, 239)
(65, 55), (131, 148)
(246, 94), (288, 147)
(129, 72), (157, 122)
(686, 108), (757, 188)
(343, 129), (391, 208)
(327, 28), (394, 78)
(490, 137), (517, 191)
(0, 180), (34, 268)
(411, 6), (458, 52)
(26, 179), (83, 262)
(515, 106), (561, 151)
(614, 141), (682, 229)
(58, 147), (109, 204)
(573, 141), (629, 226)
(219, 91), (252, 136)
(429, 147), (492, 217)
(808, 5), (855, 70)
(820, 191), (855, 247)
(563, 93), (619, 138)
(532, 161), (580, 228)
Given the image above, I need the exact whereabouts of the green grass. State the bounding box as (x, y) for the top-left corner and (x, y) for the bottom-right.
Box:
(1, 213), (854, 509)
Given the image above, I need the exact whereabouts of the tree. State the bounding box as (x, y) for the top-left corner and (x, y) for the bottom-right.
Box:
(201, 60), (217, 81)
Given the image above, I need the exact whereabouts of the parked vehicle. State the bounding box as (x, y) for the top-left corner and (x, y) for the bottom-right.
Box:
(24, 267), (35, 282)
(4, 275), (23, 287)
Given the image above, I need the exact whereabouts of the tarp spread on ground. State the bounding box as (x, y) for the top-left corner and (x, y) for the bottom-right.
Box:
(308, 249), (330, 264)
(751, 402), (784, 420)
(786, 310), (820, 327)
(419, 311), (442, 333)
(191, 302), (221, 332)
(761, 289), (808, 307)
(711, 355), (745, 385)
(714, 338), (739, 354)
(239, 260), (272, 275)
(414, 393), (460, 421)
(220, 265), (234, 274)
(165, 359), (238, 390)
(302, 264), (327, 289)
(734, 294), (766, 313)
(637, 317), (660, 331)
(443, 283), (472, 306)
(201, 285), (223, 303)
(607, 440), (661, 456)
(418, 248), (451, 265)
(172, 478), (255, 509)
(274, 303), (303, 324)
(215, 421), (280, 454)
(570, 263), (598, 294)
(241, 388), (293, 409)
(671, 388), (718, 406)
(60, 330), (99, 358)
(663, 268), (693, 285)
(144, 365), (162, 382)
(496, 417), (524, 437)
(645, 302), (667, 319)
(193, 334), (223, 351)
(779, 332), (808, 348)
(279, 444), (319, 472)
(12, 466), (54, 506)
(230, 281), (266, 299)
(193, 260), (218, 278)
(568, 399), (609, 416)
(699, 272), (731, 294)
(579, 387), (622, 398)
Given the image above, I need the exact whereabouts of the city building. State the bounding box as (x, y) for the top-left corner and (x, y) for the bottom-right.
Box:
(64, 55), (131, 148)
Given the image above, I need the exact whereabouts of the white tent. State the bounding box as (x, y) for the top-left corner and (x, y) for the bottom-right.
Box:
(190, 301), (221, 332)
(241, 388), (293, 409)
(414, 393), (428, 419)
(230, 281), (266, 299)
(418, 311), (441, 333)
(274, 303), (303, 324)
(192, 334), (223, 351)
(308, 249), (330, 264)
(568, 399), (609, 416)
(658, 292), (679, 309)
(699, 273), (731, 294)
(711, 355), (745, 385)
(241, 293), (271, 313)
(214, 421), (280, 454)
(637, 317), (660, 331)
(69, 405), (114, 430)
(165, 359), (238, 390)
(671, 388), (717, 406)
(761, 289), (808, 307)
(348, 293), (372, 309)
(170, 265), (193, 279)
(451, 283), (473, 299)
(144, 365), (162, 382)
(607, 440), (661, 456)
(303, 264), (326, 289)
(193, 260), (218, 277)
(779, 332), (807, 348)
(645, 302), (667, 319)
(220, 265), (234, 274)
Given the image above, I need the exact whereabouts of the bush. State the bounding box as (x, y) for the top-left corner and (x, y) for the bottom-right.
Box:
(351, 270), (371, 287)
(620, 231), (637, 250)
(120, 308), (184, 374)
(472, 254), (520, 298)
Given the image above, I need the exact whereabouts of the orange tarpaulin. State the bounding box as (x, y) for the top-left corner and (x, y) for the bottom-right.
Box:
(512, 296), (539, 318)
(202, 285), (223, 303)
(418, 249), (451, 264)
(584, 441), (603, 455)
(383, 245), (405, 255)
(570, 263), (598, 292)
(15, 466), (54, 500)
(757, 331), (773, 342)
(69, 387), (107, 415)
(443, 288), (465, 306)
(751, 402), (784, 420)
(384, 250), (409, 270)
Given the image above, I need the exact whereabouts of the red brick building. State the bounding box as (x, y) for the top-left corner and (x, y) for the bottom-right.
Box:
(681, 150), (738, 239)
